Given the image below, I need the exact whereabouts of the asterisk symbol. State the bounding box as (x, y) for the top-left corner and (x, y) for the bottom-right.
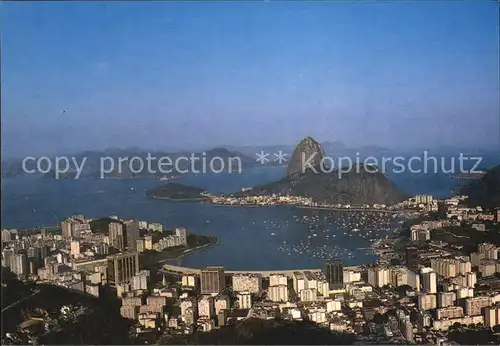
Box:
(255, 150), (270, 165)
(274, 151), (288, 164)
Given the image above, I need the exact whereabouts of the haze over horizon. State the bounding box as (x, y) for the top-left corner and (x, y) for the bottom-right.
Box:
(2, 1), (499, 158)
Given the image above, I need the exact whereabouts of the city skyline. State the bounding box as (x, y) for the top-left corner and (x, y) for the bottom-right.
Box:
(2, 2), (499, 156)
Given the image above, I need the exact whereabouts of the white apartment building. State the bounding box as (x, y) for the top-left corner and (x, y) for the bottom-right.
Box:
(237, 292), (252, 309)
(268, 285), (288, 302)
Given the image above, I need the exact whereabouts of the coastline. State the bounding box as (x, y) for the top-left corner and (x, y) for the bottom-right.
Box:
(154, 236), (219, 264)
(176, 237), (219, 260)
(147, 195), (210, 202)
(146, 192), (400, 213)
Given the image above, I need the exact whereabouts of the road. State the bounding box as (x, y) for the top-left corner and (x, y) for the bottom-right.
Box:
(162, 264), (364, 277)
(2, 289), (41, 313)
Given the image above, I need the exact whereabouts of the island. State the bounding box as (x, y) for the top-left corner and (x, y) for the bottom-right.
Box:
(145, 183), (211, 201)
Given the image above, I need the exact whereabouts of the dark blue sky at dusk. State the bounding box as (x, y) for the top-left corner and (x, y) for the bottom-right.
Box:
(2, 1), (499, 157)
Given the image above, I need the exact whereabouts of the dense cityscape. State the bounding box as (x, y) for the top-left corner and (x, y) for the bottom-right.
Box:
(2, 192), (500, 344)
(2, 1), (499, 345)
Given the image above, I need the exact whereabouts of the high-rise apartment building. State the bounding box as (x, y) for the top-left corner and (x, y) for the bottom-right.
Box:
(270, 273), (288, 286)
(27, 247), (41, 262)
(144, 235), (153, 250)
(484, 305), (500, 327)
(106, 251), (139, 285)
(237, 292), (252, 309)
(436, 307), (464, 319)
(214, 294), (230, 315)
(200, 266), (225, 295)
(421, 269), (437, 294)
(10, 253), (28, 278)
(1, 229), (12, 243)
(61, 219), (74, 239)
(268, 285), (288, 302)
(198, 295), (215, 318)
(418, 294), (437, 310)
(465, 296), (492, 316)
(175, 227), (188, 246)
(405, 247), (419, 271)
(438, 292), (457, 308)
(232, 273), (262, 294)
(367, 266), (390, 287)
(2, 248), (15, 268)
(71, 241), (81, 257)
(131, 270), (149, 290)
(324, 259), (343, 289)
(431, 257), (471, 278)
(109, 222), (125, 252)
(124, 221), (140, 251)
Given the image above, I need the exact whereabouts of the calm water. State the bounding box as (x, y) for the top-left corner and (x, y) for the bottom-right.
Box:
(0, 160), (487, 270)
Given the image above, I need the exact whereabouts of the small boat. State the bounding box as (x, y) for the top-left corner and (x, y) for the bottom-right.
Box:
(270, 232), (275, 236)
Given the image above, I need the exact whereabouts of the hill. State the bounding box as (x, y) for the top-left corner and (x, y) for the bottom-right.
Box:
(2, 271), (131, 344)
(2, 147), (256, 179)
(160, 318), (356, 345)
(459, 164), (500, 209)
(237, 137), (408, 205)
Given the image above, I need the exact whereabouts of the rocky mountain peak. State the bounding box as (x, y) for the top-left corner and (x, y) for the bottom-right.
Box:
(287, 136), (326, 176)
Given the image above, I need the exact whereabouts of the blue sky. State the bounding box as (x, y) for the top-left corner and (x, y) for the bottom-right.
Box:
(2, 1), (499, 157)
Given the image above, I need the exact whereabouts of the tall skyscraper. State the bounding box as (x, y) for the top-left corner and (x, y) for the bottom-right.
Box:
(106, 251), (139, 285)
(175, 227), (188, 246)
(324, 259), (343, 289)
(61, 219), (74, 239)
(1, 229), (12, 243)
(201, 266), (225, 294)
(109, 222), (125, 252)
(27, 247), (41, 262)
(421, 269), (437, 294)
(124, 221), (140, 251)
(10, 253), (28, 278)
(2, 248), (15, 268)
(40, 245), (50, 260)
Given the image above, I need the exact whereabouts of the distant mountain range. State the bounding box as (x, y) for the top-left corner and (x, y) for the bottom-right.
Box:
(223, 140), (393, 158)
(2, 147), (262, 179)
(3, 141), (498, 182)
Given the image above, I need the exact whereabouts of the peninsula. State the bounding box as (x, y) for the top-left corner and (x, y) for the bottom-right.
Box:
(237, 136), (409, 205)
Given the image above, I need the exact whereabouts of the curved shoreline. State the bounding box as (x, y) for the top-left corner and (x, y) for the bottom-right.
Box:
(177, 237), (219, 260)
(156, 237), (219, 264)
